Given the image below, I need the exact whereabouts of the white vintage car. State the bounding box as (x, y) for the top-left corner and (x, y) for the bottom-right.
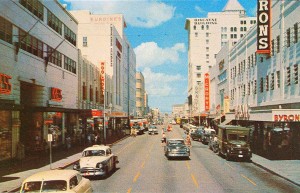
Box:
(20, 169), (92, 193)
(73, 145), (119, 177)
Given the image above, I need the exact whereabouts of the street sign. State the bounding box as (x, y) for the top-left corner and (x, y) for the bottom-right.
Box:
(47, 134), (53, 142)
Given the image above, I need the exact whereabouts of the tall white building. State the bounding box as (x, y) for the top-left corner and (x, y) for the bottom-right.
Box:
(185, 0), (256, 117)
(70, 11), (136, 116)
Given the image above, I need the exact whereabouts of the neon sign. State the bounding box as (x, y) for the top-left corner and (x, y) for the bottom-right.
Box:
(257, 0), (271, 54)
(0, 73), (12, 95)
(204, 73), (210, 111)
(51, 87), (62, 101)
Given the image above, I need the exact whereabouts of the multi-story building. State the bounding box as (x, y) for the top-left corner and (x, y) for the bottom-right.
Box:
(0, 0), (78, 161)
(211, 0), (300, 159)
(172, 104), (185, 118)
(136, 72), (145, 117)
(184, 0), (256, 117)
(70, 10), (136, 117)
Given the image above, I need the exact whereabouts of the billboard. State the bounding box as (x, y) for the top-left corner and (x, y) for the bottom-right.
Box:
(257, 0), (271, 54)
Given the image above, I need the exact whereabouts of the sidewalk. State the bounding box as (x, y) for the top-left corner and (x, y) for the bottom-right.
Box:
(1, 145), (299, 192)
(0, 135), (130, 193)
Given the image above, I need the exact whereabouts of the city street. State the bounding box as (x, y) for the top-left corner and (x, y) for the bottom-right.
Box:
(66, 125), (299, 193)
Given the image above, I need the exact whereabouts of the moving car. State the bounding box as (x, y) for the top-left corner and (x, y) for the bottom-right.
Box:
(164, 139), (190, 159)
(73, 145), (119, 177)
(217, 125), (252, 161)
(148, 125), (159, 135)
(20, 169), (92, 193)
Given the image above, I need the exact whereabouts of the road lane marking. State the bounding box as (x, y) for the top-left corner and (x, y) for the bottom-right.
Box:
(115, 140), (136, 155)
(127, 188), (132, 193)
(225, 162), (235, 170)
(133, 171), (141, 182)
(241, 174), (257, 186)
(191, 173), (199, 188)
(185, 161), (190, 170)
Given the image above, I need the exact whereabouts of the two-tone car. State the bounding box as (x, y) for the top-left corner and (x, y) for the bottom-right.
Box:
(164, 139), (190, 159)
(148, 125), (159, 135)
(73, 145), (119, 177)
(20, 169), (92, 193)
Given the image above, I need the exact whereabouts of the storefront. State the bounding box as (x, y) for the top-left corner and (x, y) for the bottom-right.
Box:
(226, 109), (300, 160)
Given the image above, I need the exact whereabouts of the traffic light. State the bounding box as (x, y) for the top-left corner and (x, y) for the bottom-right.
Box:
(294, 64), (299, 84)
(287, 67), (291, 86)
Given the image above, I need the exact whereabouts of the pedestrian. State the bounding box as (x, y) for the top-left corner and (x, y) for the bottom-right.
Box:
(66, 136), (71, 150)
(161, 132), (166, 144)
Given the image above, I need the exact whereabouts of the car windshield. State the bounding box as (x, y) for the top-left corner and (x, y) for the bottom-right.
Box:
(227, 134), (248, 141)
(83, 150), (105, 157)
(168, 140), (184, 146)
(22, 181), (42, 192)
(42, 180), (67, 191)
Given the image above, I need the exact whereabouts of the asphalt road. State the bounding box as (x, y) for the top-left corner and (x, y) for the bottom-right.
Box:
(67, 124), (300, 193)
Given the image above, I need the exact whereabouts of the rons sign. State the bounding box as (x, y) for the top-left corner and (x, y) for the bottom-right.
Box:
(257, 0), (271, 54)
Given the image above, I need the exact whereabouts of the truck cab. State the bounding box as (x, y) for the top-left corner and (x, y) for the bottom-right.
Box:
(217, 125), (252, 161)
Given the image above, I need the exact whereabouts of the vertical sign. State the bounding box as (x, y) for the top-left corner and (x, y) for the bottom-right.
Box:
(204, 73), (210, 111)
(0, 73), (12, 95)
(100, 62), (105, 104)
(257, 0), (271, 54)
(51, 88), (62, 101)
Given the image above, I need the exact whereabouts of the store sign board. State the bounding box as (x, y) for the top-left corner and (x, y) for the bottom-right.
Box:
(274, 114), (300, 122)
(204, 73), (210, 111)
(100, 62), (105, 96)
(257, 0), (271, 54)
(81, 109), (103, 118)
(51, 87), (62, 102)
(0, 73), (12, 95)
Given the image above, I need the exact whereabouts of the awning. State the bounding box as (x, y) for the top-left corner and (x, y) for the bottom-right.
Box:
(220, 119), (232, 126)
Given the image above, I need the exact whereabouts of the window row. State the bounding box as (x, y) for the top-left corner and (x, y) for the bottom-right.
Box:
(286, 23), (299, 48)
(230, 53), (256, 79)
(64, 56), (76, 74)
(193, 25), (209, 30)
(20, 0), (44, 20)
(82, 84), (100, 102)
(0, 16), (13, 44)
(47, 10), (63, 35)
(64, 25), (76, 46)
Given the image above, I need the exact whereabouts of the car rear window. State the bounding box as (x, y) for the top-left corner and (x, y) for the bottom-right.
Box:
(22, 181), (42, 192)
(42, 180), (67, 191)
(83, 150), (105, 156)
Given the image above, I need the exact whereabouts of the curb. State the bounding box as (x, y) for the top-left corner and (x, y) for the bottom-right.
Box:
(252, 161), (300, 187)
(5, 135), (130, 192)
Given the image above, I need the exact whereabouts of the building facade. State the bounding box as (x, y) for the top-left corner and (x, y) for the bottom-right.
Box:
(0, 0), (79, 161)
(136, 72), (145, 117)
(172, 104), (185, 118)
(211, 0), (300, 159)
(70, 10), (136, 117)
(185, 0), (256, 117)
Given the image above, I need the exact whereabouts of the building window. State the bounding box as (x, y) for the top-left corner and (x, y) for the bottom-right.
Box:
(294, 64), (299, 84)
(271, 39), (275, 56)
(294, 23), (298, 43)
(82, 83), (87, 100)
(83, 37), (87, 47)
(195, 32), (198, 37)
(276, 71), (280, 88)
(197, 73), (201, 78)
(260, 77), (264, 93)
(64, 55), (76, 74)
(247, 82), (250, 95)
(19, 29), (43, 58)
(196, 66), (201, 70)
(206, 54), (209, 59)
(265, 75), (269, 91)
(47, 10), (62, 35)
(271, 73), (274, 90)
(95, 88), (99, 103)
(0, 16), (13, 44)
(206, 39), (209, 44)
(287, 66), (291, 86)
(201, 25), (204, 30)
(254, 80), (257, 94)
(206, 33), (209, 37)
(206, 47), (209, 52)
(90, 85), (93, 101)
(46, 45), (62, 67)
(193, 25), (196, 30)
(20, 0), (44, 20)
(64, 25), (76, 46)
(287, 28), (290, 48)
(276, 35), (280, 53)
(206, 25), (209, 30)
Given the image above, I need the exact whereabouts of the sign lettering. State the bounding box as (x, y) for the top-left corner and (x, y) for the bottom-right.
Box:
(51, 88), (62, 102)
(204, 73), (210, 111)
(274, 114), (300, 122)
(0, 73), (12, 95)
(257, 0), (271, 54)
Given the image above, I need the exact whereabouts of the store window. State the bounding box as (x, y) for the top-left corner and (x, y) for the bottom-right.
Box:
(0, 111), (12, 161)
(45, 112), (63, 147)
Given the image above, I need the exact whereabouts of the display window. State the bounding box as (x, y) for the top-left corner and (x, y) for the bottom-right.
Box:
(44, 112), (62, 147)
(0, 111), (12, 161)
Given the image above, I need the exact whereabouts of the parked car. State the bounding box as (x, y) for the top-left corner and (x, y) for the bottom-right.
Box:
(20, 169), (92, 193)
(164, 139), (190, 159)
(202, 128), (216, 145)
(190, 128), (204, 141)
(208, 134), (219, 153)
(73, 145), (119, 177)
(148, 125), (159, 135)
(217, 125), (252, 161)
